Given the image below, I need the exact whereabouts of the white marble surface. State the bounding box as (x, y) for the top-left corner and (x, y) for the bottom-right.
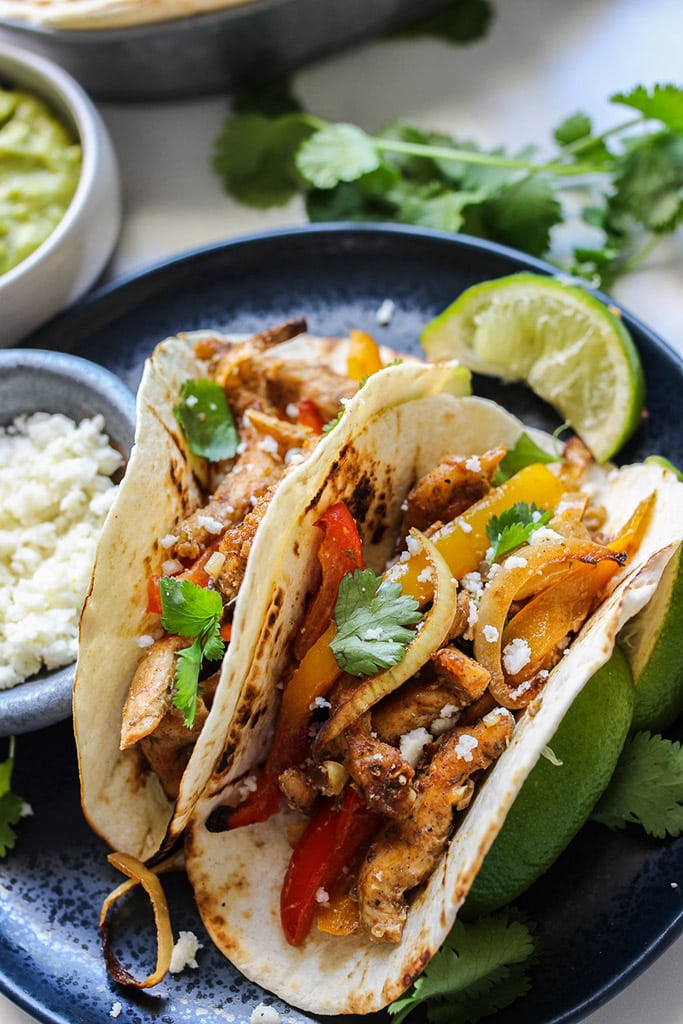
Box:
(1, 0), (682, 1022)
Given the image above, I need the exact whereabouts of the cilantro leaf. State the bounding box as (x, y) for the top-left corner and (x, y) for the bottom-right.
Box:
(486, 503), (553, 561)
(213, 112), (317, 207)
(388, 912), (535, 1024)
(0, 739), (26, 858)
(493, 433), (559, 484)
(160, 576), (224, 637)
(160, 578), (226, 728)
(473, 175), (564, 257)
(174, 379), (239, 461)
(296, 123), (381, 189)
(554, 111), (593, 147)
(611, 83), (683, 134)
(174, 638), (204, 729)
(330, 568), (422, 677)
(591, 731), (683, 839)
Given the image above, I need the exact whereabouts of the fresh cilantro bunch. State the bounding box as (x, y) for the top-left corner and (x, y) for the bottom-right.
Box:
(330, 567), (422, 676)
(0, 738), (26, 858)
(389, 912), (536, 1023)
(485, 502), (552, 560)
(159, 577), (226, 728)
(213, 82), (683, 288)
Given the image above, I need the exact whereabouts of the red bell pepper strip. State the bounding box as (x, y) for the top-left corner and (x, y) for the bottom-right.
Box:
(297, 397), (325, 435)
(280, 786), (380, 946)
(146, 539), (222, 614)
(229, 503), (363, 829)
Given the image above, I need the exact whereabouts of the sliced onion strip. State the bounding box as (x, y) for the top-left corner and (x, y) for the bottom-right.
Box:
(100, 850), (180, 989)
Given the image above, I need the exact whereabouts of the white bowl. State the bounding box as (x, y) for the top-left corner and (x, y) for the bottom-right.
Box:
(0, 40), (121, 346)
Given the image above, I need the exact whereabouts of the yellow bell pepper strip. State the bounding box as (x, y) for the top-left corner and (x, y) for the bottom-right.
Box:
(387, 463), (567, 606)
(229, 503), (363, 829)
(346, 328), (384, 381)
(280, 785), (380, 946)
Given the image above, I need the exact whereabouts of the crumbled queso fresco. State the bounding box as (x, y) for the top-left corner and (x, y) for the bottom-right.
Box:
(0, 412), (121, 689)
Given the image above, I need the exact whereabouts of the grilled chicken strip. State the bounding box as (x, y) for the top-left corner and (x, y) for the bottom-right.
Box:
(121, 639), (220, 799)
(214, 487), (274, 603)
(372, 648), (490, 746)
(343, 713), (416, 819)
(357, 708), (515, 942)
(401, 446), (506, 535)
(172, 440), (284, 560)
(262, 360), (359, 422)
(120, 635), (189, 749)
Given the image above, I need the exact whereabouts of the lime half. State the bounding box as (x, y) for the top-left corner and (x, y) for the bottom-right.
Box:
(620, 544), (683, 733)
(462, 647), (634, 917)
(421, 273), (645, 462)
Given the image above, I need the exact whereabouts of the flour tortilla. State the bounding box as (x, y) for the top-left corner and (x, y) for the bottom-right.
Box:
(73, 335), (469, 862)
(184, 376), (683, 1015)
(0, 0), (258, 30)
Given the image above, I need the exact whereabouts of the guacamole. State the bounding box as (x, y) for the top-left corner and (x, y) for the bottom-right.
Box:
(0, 87), (82, 276)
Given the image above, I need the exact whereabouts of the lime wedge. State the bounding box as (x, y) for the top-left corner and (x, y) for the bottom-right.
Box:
(619, 544), (683, 733)
(421, 273), (646, 462)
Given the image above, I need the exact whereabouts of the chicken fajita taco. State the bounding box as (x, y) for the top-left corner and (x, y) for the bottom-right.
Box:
(181, 361), (683, 1016)
(73, 321), (470, 862)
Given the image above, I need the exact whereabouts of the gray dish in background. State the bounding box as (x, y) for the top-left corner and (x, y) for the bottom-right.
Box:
(0, 0), (456, 101)
(0, 349), (137, 736)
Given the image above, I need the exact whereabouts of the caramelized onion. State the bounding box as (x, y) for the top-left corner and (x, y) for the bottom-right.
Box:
(100, 850), (179, 988)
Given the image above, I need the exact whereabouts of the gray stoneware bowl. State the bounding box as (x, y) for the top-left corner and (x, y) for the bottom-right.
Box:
(0, 40), (121, 346)
(0, 349), (136, 736)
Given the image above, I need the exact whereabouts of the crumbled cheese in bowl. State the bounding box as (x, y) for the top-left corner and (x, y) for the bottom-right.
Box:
(0, 412), (121, 689)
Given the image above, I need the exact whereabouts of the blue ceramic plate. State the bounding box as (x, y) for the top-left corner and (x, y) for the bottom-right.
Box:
(3, 225), (682, 1024)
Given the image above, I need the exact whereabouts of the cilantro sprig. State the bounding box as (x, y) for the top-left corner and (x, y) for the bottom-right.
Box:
(174, 379), (239, 462)
(388, 912), (535, 1024)
(159, 577), (226, 728)
(214, 82), (683, 289)
(493, 433), (559, 485)
(330, 568), (422, 677)
(0, 738), (26, 858)
(486, 502), (553, 561)
(591, 731), (683, 839)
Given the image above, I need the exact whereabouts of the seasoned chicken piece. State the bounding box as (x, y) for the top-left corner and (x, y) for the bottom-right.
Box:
(357, 709), (514, 942)
(448, 590), (473, 641)
(371, 647), (490, 745)
(121, 648), (221, 799)
(343, 713), (416, 819)
(431, 647), (491, 706)
(173, 437), (283, 561)
(193, 318), (308, 364)
(372, 673), (463, 746)
(244, 408), (313, 452)
(279, 766), (318, 816)
(214, 487), (274, 602)
(401, 446), (506, 535)
(209, 320), (309, 418)
(139, 702), (207, 800)
(120, 635), (188, 749)
(263, 360), (359, 421)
